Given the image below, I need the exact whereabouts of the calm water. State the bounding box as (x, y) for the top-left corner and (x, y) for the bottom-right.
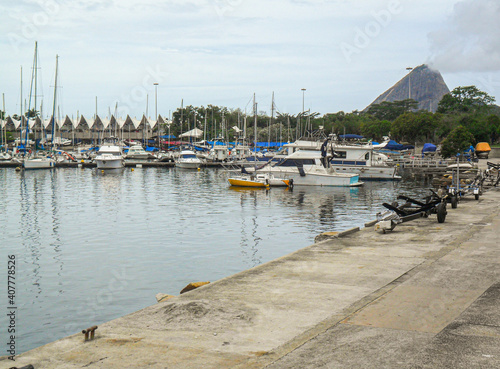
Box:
(0, 166), (430, 354)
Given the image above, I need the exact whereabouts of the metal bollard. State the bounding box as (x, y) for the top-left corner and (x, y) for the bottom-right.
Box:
(82, 325), (98, 341)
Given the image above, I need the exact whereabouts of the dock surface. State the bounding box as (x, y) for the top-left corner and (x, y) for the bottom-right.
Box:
(3, 180), (499, 368)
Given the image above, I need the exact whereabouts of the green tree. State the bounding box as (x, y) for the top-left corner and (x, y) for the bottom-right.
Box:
(391, 112), (440, 142)
(366, 99), (418, 121)
(485, 114), (500, 143)
(25, 108), (39, 118)
(440, 125), (475, 158)
(437, 86), (495, 114)
(360, 119), (391, 141)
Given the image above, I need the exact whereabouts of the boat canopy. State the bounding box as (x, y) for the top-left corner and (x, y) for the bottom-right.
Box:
(180, 128), (203, 138)
(476, 142), (491, 152)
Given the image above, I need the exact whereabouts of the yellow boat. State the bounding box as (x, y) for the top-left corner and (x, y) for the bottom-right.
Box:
(227, 173), (292, 188)
(228, 174), (269, 188)
(475, 142), (491, 159)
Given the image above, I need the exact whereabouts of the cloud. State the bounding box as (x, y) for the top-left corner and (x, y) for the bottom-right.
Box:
(428, 0), (500, 72)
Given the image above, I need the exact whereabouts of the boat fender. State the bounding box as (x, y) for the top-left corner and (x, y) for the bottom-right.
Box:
(289, 178), (294, 189)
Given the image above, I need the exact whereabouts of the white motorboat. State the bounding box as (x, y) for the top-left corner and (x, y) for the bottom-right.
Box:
(255, 150), (362, 187)
(175, 149), (203, 169)
(125, 145), (154, 160)
(23, 153), (56, 169)
(280, 137), (400, 180)
(0, 152), (12, 161)
(329, 141), (401, 180)
(95, 143), (124, 169)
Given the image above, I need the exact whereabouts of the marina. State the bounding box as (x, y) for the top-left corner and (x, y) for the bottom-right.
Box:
(1, 160), (499, 368)
(0, 165), (437, 356)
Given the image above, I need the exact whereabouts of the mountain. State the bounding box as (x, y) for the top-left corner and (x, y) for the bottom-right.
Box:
(365, 64), (450, 113)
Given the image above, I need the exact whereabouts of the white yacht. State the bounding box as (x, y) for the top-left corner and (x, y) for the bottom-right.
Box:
(175, 149), (203, 169)
(329, 142), (401, 180)
(255, 150), (362, 187)
(94, 143), (124, 169)
(280, 137), (400, 180)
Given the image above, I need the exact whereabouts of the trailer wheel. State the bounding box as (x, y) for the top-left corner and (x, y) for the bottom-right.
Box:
(451, 195), (458, 209)
(437, 202), (447, 223)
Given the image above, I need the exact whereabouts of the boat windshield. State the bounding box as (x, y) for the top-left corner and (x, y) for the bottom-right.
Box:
(276, 158), (315, 167)
(182, 154), (197, 159)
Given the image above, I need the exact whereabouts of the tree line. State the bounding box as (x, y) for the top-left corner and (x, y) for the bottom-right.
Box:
(165, 86), (499, 157)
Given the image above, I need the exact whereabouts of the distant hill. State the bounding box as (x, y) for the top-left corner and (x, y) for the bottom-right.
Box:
(365, 64), (450, 113)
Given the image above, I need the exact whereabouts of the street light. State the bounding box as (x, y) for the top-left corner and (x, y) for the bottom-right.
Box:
(301, 88), (306, 138)
(406, 67), (413, 100)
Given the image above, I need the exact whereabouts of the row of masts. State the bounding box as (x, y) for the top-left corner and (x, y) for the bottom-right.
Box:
(1, 45), (311, 149)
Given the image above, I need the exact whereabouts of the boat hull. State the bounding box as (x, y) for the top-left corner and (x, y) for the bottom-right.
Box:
(267, 178), (291, 187)
(23, 158), (56, 169)
(228, 177), (268, 188)
(176, 161), (201, 169)
(476, 151), (490, 159)
(261, 168), (362, 187)
(125, 154), (152, 160)
(331, 164), (401, 180)
(95, 158), (124, 169)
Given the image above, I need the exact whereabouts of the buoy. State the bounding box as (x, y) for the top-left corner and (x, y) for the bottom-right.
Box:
(101, 170), (104, 174)
(131, 168), (134, 171)
(197, 167), (201, 171)
(81, 159), (84, 163)
(15, 166), (21, 172)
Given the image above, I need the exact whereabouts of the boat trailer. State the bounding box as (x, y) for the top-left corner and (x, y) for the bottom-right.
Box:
(375, 190), (447, 233)
(484, 162), (500, 187)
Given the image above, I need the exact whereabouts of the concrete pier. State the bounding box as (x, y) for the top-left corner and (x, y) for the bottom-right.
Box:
(2, 167), (499, 368)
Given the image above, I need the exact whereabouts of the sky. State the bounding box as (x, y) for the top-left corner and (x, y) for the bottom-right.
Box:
(1, 0), (499, 120)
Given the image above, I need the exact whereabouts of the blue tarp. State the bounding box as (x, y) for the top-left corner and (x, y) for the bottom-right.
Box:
(340, 134), (364, 140)
(255, 142), (286, 148)
(385, 140), (414, 151)
(160, 135), (176, 139)
(422, 143), (437, 153)
(145, 146), (158, 152)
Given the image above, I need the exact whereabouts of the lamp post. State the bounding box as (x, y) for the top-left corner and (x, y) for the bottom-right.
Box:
(154, 82), (159, 150)
(301, 88), (306, 138)
(406, 67), (413, 100)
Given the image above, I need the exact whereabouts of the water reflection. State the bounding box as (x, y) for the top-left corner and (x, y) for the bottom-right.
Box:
(19, 171), (43, 299)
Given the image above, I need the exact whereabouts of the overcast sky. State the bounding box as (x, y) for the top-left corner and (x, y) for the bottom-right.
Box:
(1, 0), (499, 120)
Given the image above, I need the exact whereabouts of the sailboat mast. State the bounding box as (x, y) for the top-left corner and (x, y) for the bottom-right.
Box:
(204, 108), (207, 142)
(20, 66), (22, 146)
(51, 55), (59, 149)
(26, 41), (38, 146)
(253, 93), (257, 168)
(1, 93), (5, 148)
(34, 42), (38, 145)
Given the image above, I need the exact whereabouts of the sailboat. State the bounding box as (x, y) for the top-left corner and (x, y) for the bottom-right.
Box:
(228, 95), (291, 188)
(23, 43), (56, 170)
